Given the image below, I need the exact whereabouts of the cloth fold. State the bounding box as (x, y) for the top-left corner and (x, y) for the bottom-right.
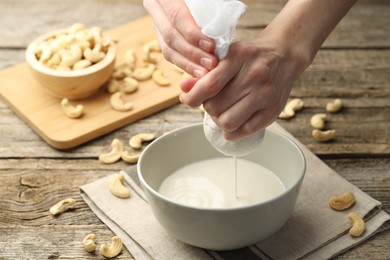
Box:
(185, 0), (246, 59)
(80, 123), (390, 260)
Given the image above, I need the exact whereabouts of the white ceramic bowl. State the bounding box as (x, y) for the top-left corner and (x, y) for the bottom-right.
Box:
(138, 123), (306, 250)
(25, 29), (116, 100)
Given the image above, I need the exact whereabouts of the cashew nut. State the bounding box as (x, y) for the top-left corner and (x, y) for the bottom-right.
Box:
(83, 233), (97, 253)
(122, 77), (139, 93)
(73, 59), (92, 70)
(142, 40), (161, 63)
(121, 151), (140, 164)
(61, 98), (84, 119)
(129, 133), (156, 150)
(142, 40), (161, 53)
(278, 98), (304, 119)
(39, 47), (53, 63)
(107, 79), (121, 93)
(124, 48), (137, 69)
(329, 191), (356, 211)
(326, 98), (343, 113)
(143, 51), (158, 63)
(112, 64), (132, 80)
(109, 173), (131, 199)
(99, 236), (123, 258)
(59, 44), (83, 67)
(49, 35), (69, 52)
(75, 40), (91, 51)
(110, 92), (133, 112)
(310, 113), (327, 130)
(348, 212), (365, 237)
(312, 129), (336, 142)
(49, 198), (76, 215)
(46, 53), (61, 68)
(68, 23), (86, 35)
(132, 64), (155, 81)
(152, 69), (170, 86)
(99, 138), (124, 164)
(84, 45), (105, 63)
(74, 29), (93, 43)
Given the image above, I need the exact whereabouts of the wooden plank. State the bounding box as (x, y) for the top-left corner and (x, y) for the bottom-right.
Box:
(0, 224), (388, 259)
(0, 225), (134, 259)
(236, 1), (390, 48)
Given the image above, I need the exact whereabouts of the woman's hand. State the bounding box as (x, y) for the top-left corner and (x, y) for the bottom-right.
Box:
(179, 38), (304, 141)
(143, 0), (218, 77)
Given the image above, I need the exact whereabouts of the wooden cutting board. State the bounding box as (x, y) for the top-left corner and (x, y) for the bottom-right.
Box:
(0, 16), (183, 150)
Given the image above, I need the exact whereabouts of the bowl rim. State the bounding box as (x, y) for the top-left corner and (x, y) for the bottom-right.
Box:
(138, 123), (306, 212)
(25, 28), (117, 78)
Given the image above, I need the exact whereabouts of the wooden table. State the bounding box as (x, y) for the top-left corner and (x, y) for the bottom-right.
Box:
(0, 0), (388, 259)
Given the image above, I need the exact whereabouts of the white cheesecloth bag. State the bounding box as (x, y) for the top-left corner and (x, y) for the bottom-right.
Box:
(186, 0), (265, 157)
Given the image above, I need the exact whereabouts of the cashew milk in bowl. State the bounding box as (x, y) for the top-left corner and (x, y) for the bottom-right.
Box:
(158, 157), (285, 208)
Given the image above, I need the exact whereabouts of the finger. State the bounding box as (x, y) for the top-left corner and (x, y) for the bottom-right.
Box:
(145, 0), (217, 71)
(179, 61), (236, 107)
(158, 0), (215, 53)
(198, 57), (246, 114)
(180, 77), (199, 93)
(223, 108), (276, 141)
(154, 29), (207, 77)
(203, 76), (249, 117)
(215, 92), (257, 133)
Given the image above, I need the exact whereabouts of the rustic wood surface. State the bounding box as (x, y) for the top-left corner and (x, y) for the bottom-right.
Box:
(0, 0), (389, 259)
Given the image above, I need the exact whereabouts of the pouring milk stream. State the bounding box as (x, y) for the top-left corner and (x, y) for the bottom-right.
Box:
(158, 0), (285, 208)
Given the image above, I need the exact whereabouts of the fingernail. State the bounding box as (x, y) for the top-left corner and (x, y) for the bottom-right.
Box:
(199, 39), (213, 52)
(200, 57), (213, 70)
(193, 69), (205, 78)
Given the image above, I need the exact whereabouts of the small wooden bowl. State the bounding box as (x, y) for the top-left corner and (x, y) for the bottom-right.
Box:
(25, 29), (116, 100)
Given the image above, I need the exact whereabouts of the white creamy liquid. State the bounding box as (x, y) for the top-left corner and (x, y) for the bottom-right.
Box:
(158, 157), (285, 209)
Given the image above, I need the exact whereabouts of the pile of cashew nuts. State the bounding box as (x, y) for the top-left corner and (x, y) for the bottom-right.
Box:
(33, 23), (112, 71)
(278, 98), (343, 142)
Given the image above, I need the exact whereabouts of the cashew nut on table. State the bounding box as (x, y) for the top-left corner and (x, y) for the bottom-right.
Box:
(83, 233), (97, 253)
(278, 98), (304, 119)
(109, 173), (131, 199)
(49, 198), (76, 215)
(129, 133), (156, 150)
(329, 191), (356, 211)
(99, 139), (124, 164)
(348, 212), (365, 237)
(99, 236), (123, 258)
(61, 98), (84, 118)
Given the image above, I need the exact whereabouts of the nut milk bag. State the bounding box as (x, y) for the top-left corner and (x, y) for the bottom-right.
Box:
(185, 0), (265, 156)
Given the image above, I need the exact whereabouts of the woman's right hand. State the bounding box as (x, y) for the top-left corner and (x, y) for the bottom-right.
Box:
(143, 0), (218, 77)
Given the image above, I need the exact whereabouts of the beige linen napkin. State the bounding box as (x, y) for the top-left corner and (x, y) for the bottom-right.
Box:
(80, 123), (390, 259)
